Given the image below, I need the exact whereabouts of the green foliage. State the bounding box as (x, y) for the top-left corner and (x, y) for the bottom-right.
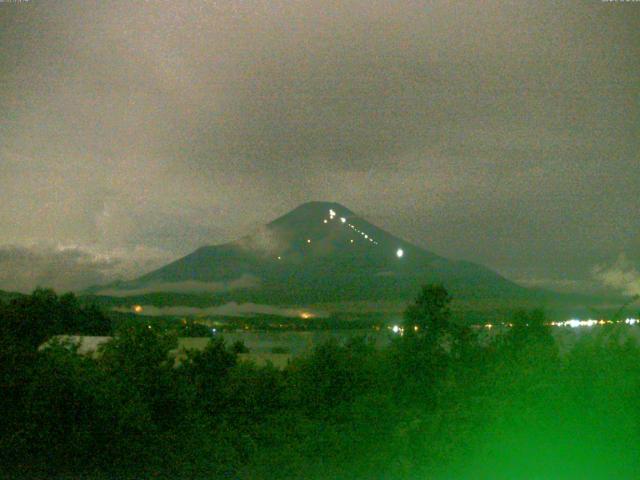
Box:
(0, 288), (111, 348)
(505, 308), (555, 349)
(179, 337), (237, 416)
(3, 285), (640, 478)
(404, 283), (452, 337)
(232, 339), (250, 353)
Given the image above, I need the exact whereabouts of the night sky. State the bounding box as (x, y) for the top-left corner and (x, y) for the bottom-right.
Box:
(1, 1), (638, 294)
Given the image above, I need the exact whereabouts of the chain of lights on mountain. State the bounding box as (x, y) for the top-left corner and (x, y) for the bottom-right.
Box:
(277, 209), (404, 260)
(325, 209), (404, 258)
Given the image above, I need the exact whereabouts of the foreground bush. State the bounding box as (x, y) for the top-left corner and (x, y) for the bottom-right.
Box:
(1, 288), (640, 479)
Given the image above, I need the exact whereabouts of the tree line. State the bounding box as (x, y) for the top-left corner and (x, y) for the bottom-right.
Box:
(1, 286), (640, 479)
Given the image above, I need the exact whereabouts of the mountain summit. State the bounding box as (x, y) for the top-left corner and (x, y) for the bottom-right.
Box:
(108, 201), (524, 303)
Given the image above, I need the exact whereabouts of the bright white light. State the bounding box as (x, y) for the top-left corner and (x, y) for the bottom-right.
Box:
(329, 209), (336, 218)
(392, 325), (400, 334)
(277, 256), (282, 260)
(340, 217), (346, 223)
(396, 248), (404, 258)
(566, 319), (580, 328)
(364, 234), (368, 239)
(307, 239), (311, 244)
(323, 219), (328, 224)
(350, 239), (354, 243)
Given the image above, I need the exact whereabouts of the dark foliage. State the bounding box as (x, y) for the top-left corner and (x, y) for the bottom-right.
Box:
(2, 286), (640, 478)
(0, 289), (111, 348)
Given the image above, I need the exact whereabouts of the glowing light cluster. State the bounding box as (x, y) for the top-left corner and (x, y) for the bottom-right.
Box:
(329, 211), (380, 245)
(323, 210), (409, 259)
(389, 324), (420, 335)
(470, 318), (640, 330)
(546, 318), (639, 328)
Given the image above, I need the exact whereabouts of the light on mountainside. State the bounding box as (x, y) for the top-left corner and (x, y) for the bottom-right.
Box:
(396, 248), (404, 258)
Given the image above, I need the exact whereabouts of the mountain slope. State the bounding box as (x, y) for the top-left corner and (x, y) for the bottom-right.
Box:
(103, 201), (525, 304)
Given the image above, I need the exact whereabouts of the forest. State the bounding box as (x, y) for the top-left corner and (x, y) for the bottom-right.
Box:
(1, 287), (640, 479)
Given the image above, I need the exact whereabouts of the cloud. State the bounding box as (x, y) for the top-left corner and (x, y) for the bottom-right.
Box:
(0, 2), (637, 294)
(114, 302), (327, 319)
(0, 244), (115, 293)
(593, 255), (640, 297)
(236, 226), (288, 258)
(514, 277), (584, 292)
(96, 274), (260, 297)
(0, 243), (171, 293)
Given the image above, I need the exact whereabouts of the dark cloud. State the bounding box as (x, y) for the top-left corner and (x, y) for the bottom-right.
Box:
(594, 255), (640, 297)
(0, 244), (169, 293)
(0, 1), (638, 292)
(0, 244), (115, 293)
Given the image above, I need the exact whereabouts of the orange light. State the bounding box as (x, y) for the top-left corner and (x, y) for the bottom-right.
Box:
(133, 305), (143, 313)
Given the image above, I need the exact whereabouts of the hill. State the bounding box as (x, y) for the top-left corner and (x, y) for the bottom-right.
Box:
(91, 201), (527, 306)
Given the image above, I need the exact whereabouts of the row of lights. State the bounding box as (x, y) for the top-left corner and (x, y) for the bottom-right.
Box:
(327, 209), (404, 258)
(551, 318), (639, 328)
(385, 319), (640, 333)
(329, 209), (378, 244)
(272, 208), (404, 261)
(390, 325), (420, 335)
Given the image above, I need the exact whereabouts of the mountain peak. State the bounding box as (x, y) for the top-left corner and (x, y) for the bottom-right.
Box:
(268, 201), (355, 228)
(122, 200), (524, 302)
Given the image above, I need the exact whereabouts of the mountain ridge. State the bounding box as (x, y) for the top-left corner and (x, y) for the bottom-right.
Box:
(93, 201), (526, 304)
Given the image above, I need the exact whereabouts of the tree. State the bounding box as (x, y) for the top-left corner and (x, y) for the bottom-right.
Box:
(232, 339), (250, 354)
(179, 337), (237, 416)
(0, 289), (112, 349)
(404, 284), (452, 337)
(506, 308), (554, 348)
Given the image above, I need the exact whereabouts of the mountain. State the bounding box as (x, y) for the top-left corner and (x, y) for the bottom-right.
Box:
(94, 201), (527, 305)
